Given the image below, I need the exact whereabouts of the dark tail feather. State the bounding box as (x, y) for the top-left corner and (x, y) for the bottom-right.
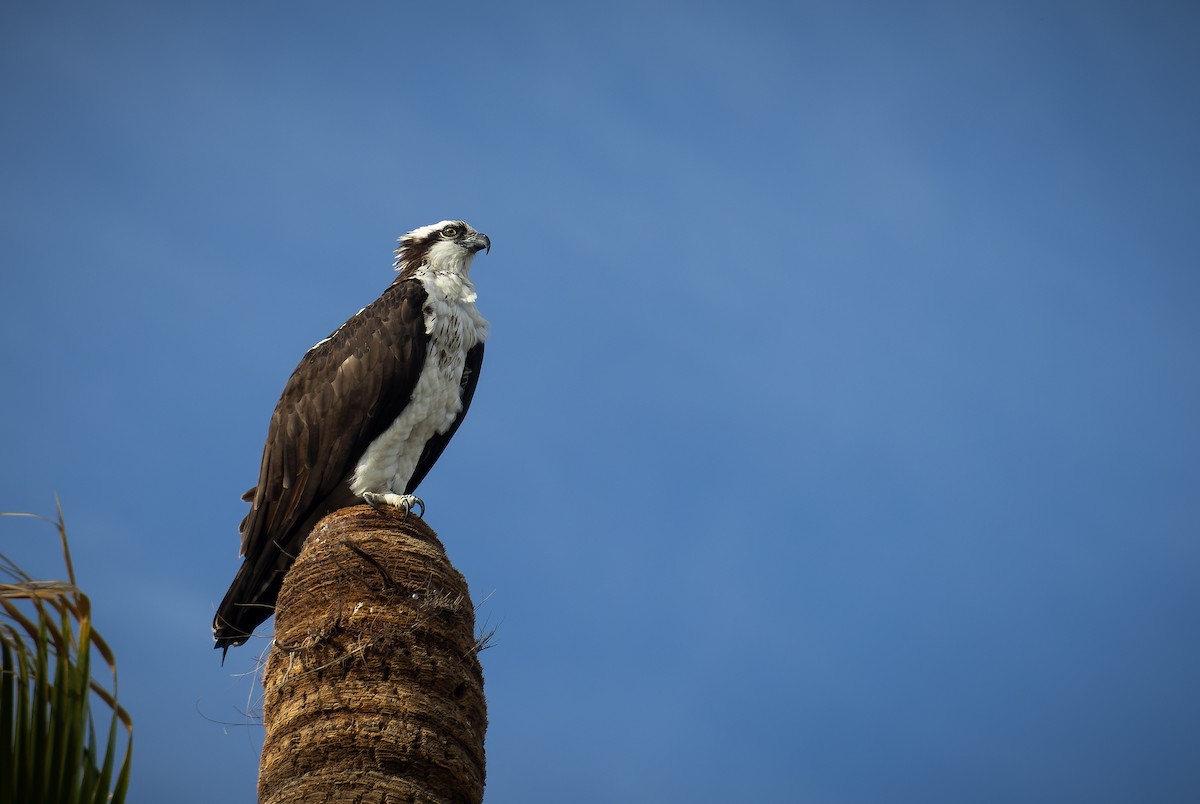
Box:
(213, 560), (283, 661)
(215, 494), (354, 660)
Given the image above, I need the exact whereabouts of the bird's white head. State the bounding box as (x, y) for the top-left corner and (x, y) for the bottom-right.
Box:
(395, 220), (490, 278)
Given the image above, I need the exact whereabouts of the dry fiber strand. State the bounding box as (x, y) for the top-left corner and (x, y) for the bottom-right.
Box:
(258, 506), (487, 804)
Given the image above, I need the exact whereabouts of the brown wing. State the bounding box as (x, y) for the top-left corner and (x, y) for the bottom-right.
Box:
(214, 279), (429, 649)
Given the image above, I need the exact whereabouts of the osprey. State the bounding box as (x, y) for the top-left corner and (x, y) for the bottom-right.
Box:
(213, 220), (490, 654)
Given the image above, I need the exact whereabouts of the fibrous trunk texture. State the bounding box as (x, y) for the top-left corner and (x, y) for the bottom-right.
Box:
(258, 506), (486, 804)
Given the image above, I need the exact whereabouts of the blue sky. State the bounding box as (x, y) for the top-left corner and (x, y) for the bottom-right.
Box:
(2, 1), (1198, 801)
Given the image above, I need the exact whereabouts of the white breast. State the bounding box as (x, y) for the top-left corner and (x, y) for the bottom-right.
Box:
(350, 269), (489, 497)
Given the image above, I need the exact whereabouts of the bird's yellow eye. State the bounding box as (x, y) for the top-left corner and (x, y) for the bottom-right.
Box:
(442, 225), (460, 238)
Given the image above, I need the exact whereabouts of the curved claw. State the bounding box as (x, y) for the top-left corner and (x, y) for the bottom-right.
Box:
(361, 491), (425, 519)
(408, 496), (426, 518)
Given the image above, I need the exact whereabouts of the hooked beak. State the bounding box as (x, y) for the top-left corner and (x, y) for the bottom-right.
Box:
(467, 232), (491, 254)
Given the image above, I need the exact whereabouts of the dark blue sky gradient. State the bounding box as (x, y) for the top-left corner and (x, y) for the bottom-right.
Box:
(2, 2), (1198, 802)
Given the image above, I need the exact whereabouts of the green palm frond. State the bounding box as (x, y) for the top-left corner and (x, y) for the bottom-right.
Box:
(1, 504), (133, 804)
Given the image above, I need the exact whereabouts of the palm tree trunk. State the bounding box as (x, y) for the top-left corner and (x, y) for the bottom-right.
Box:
(258, 506), (487, 803)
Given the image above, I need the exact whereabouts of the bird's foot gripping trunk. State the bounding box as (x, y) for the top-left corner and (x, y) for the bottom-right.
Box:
(361, 491), (425, 518)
